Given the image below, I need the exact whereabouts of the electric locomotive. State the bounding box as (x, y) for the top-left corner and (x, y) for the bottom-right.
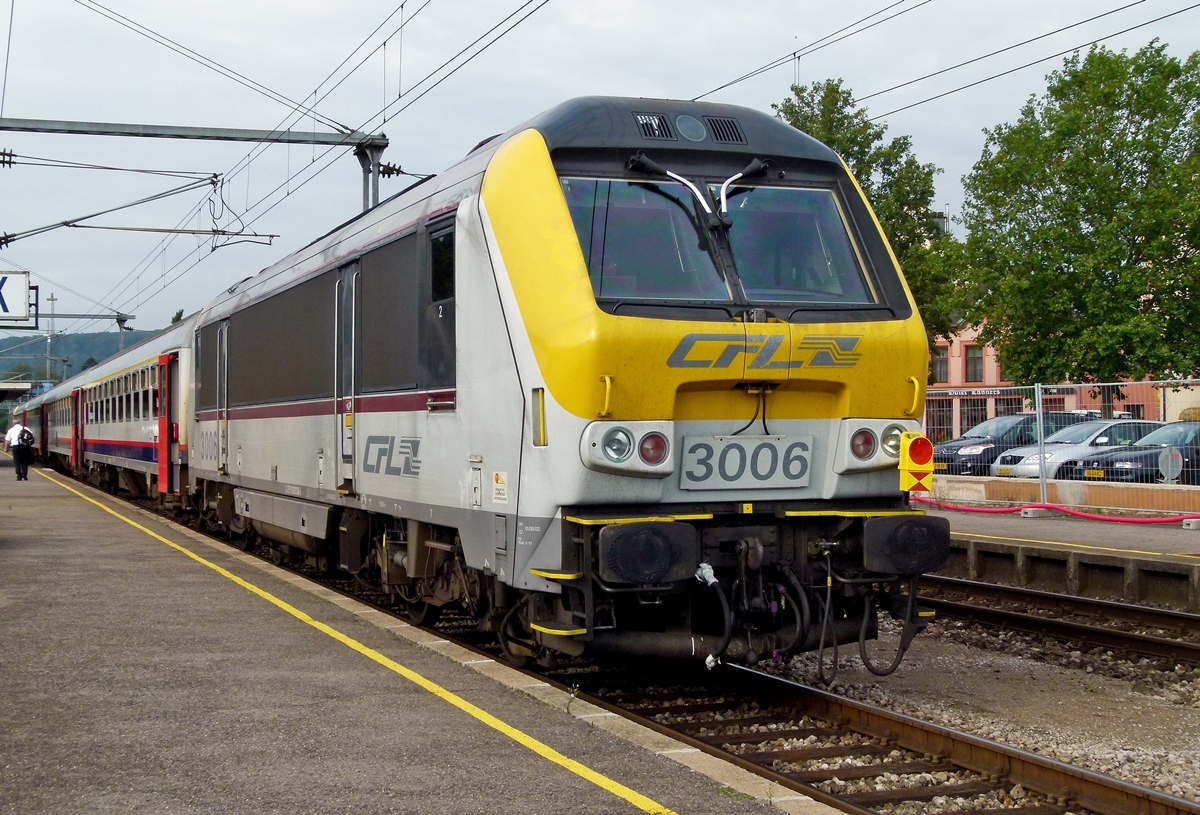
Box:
(26, 97), (949, 674)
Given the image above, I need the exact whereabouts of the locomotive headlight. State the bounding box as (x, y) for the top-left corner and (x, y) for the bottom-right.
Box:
(638, 432), (669, 465)
(881, 424), (905, 458)
(601, 427), (634, 462)
(851, 429), (877, 460)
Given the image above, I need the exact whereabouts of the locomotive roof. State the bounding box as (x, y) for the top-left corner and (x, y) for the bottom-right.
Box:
(508, 96), (840, 164)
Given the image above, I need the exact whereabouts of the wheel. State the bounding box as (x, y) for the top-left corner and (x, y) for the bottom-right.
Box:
(405, 601), (442, 627)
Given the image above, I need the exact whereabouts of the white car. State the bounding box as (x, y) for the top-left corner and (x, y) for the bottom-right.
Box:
(990, 419), (1163, 478)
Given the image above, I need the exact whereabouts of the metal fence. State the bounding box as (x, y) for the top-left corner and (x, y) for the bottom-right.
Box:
(921, 379), (1200, 517)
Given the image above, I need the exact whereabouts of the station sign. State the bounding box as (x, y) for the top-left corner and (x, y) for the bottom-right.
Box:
(0, 272), (30, 321)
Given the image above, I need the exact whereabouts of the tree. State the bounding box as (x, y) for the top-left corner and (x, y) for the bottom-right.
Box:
(774, 79), (959, 345)
(4, 364), (35, 381)
(960, 42), (1200, 413)
(171, 309), (184, 324)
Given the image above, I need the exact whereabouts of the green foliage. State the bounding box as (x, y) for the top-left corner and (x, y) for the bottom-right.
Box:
(4, 364), (35, 381)
(171, 309), (184, 324)
(961, 42), (1200, 386)
(774, 79), (958, 344)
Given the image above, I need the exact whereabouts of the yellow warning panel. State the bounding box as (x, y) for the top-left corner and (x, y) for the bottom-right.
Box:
(899, 431), (934, 493)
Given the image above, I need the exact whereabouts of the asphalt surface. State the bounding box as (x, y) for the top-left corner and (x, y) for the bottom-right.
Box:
(930, 507), (1200, 562)
(0, 457), (798, 815)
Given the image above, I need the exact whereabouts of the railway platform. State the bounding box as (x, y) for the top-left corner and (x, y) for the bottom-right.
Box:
(930, 508), (1200, 611)
(0, 455), (834, 815)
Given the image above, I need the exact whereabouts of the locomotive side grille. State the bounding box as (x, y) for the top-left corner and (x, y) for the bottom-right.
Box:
(633, 112), (675, 140)
(704, 116), (746, 144)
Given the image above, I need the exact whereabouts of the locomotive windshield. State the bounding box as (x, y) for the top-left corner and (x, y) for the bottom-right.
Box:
(718, 185), (874, 304)
(560, 174), (876, 309)
(560, 177), (731, 301)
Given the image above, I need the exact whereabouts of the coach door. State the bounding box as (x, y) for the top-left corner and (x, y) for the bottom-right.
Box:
(70, 388), (82, 468)
(335, 261), (360, 494)
(217, 321), (230, 474)
(156, 352), (178, 494)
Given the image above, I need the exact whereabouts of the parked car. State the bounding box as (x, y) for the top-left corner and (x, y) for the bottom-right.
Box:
(990, 419), (1163, 479)
(1066, 421), (1200, 484)
(933, 412), (1094, 476)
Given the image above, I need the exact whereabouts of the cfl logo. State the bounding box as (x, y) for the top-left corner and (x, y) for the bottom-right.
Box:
(363, 435), (421, 477)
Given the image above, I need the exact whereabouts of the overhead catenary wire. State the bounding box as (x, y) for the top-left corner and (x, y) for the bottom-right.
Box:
(0, 255), (123, 314)
(107, 0), (551, 320)
(692, 0), (932, 101)
(375, 0), (552, 121)
(5, 151), (217, 180)
(1, 176), (217, 248)
(71, 0), (439, 333)
(855, 0), (1146, 104)
(868, 1), (1200, 120)
(72, 0), (350, 133)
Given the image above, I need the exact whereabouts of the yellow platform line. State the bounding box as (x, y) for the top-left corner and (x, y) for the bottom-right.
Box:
(952, 530), (1200, 562)
(34, 469), (676, 815)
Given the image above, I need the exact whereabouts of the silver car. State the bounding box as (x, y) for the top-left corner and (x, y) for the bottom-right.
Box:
(990, 419), (1163, 478)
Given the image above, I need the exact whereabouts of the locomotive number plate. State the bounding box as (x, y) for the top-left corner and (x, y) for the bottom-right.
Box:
(680, 435), (813, 490)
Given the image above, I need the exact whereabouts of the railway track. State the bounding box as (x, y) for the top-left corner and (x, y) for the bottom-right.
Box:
(119, 490), (1200, 815)
(919, 574), (1200, 666)
(543, 663), (1200, 815)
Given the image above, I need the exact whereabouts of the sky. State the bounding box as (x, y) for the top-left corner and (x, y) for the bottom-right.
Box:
(0, 0), (1198, 337)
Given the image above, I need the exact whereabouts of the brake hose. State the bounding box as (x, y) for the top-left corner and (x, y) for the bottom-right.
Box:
(858, 575), (920, 676)
(780, 563), (811, 655)
(816, 554), (838, 686)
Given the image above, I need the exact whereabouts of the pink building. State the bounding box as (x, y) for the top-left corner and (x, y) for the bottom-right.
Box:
(922, 326), (1155, 441)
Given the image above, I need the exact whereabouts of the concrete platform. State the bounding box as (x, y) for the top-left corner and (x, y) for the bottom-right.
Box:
(930, 508), (1200, 610)
(0, 455), (834, 815)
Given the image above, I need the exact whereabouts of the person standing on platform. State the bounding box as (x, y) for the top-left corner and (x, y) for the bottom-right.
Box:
(5, 421), (23, 453)
(5, 421), (33, 481)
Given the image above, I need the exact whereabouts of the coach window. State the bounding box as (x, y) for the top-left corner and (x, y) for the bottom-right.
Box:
(422, 221), (456, 390)
(360, 234), (420, 393)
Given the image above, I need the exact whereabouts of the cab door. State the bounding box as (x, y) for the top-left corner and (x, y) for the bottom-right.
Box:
(217, 321), (230, 475)
(335, 262), (360, 494)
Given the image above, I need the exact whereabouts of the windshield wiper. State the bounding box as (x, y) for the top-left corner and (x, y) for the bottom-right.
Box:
(626, 152), (715, 219)
(718, 158), (770, 218)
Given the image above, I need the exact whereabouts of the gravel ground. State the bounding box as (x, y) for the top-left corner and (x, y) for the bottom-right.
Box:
(765, 617), (1200, 804)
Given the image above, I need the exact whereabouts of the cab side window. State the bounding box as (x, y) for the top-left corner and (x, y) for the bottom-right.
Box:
(422, 221), (456, 389)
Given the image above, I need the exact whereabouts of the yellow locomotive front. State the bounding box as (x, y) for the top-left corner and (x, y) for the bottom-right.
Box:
(479, 97), (948, 674)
